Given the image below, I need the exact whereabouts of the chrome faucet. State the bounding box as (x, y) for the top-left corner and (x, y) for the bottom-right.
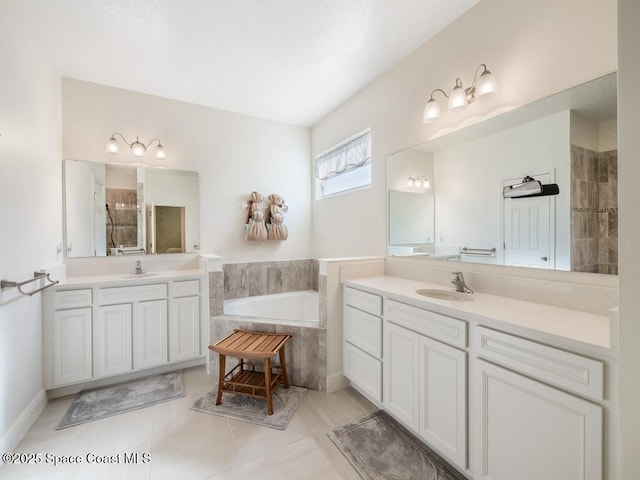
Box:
(134, 260), (143, 275)
(451, 271), (473, 294)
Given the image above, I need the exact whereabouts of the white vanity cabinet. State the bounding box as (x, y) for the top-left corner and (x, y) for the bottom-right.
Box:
(51, 289), (93, 386)
(471, 327), (604, 480)
(385, 299), (468, 470)
(95, 284), (167, 378)
(169, 280), (201, 362)
(343, 287), (383, 403)
(44, 276), (204, 390)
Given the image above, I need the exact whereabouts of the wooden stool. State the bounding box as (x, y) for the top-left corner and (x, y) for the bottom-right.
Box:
(208, 329), (292, 415)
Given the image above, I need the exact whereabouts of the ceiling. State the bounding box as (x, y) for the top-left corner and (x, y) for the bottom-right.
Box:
(10, 0), (480, 127)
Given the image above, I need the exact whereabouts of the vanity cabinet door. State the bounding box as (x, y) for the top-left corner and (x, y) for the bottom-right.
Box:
(133, 299), (168, 369)
(473, 359), (602, 480)
(419, 335), (467, 469)
(53, 308), (92, 386)
(384, 322), (419, 430)
(169, 296), (200, 361)
(95, 304), (133, 377)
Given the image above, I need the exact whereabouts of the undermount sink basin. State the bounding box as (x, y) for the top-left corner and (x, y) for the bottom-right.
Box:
(415, 288), (474, 302)
(123, 272), (157, 279)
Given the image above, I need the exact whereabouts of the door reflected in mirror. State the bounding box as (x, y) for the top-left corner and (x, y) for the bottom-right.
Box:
(63, 159), (199, 258)
(386, 72), (618, 274)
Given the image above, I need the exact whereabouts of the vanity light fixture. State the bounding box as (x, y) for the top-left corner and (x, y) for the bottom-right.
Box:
(106, 133), (166, 160)
(407, 175), (430, 189)
(423, 63), (498, 123)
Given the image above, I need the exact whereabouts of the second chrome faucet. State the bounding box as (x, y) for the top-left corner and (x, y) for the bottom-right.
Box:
(451, 271), (473, 294)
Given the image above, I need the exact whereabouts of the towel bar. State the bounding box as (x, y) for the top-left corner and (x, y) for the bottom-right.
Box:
(1, 272), (59, 296)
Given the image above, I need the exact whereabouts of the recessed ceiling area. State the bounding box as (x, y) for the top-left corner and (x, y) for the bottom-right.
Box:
(10, 0), (480, 127)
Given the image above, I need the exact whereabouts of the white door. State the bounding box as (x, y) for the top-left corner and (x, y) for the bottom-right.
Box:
(134, 299), (168, 369)
(95, 304), (132, 377)
(503, 173), (554, 268)
(473, 359), (602, 480)
(418, 336), (467, 469)
(53, 308), (93, 386)
(383, 322), (419, 430)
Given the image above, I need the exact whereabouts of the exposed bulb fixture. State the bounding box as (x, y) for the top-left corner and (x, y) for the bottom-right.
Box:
(106, 133), (166, 160)
(423, 64), (497, 123)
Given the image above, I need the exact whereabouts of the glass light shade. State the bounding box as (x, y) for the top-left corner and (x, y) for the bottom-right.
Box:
(476, 70), (498, 97)
(422, 178), (430, 189)
(131, 140), (146, 157)
(423, 98), (441, 122)
(105, 136), (120, 154)
(407, 177), (415, 187)
(448, 84), (468, 110)
(155, 143), (166, 160)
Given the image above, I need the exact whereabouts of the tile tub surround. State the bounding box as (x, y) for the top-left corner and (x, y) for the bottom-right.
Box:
(223, 259), (319, 299)
(210, 315), (327, 391)
(208, 260), (326, 391)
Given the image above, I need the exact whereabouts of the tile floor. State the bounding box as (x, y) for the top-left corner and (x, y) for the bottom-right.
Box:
(3, 366), (377, 479)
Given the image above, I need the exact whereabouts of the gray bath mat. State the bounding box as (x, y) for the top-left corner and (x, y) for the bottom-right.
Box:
(191, 386), (307, 430)
(328, 410), (466, 480)
(57, 371), (185, 429)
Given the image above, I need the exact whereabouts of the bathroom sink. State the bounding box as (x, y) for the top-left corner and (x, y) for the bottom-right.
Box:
(415, 289), (474, 302)
(123, 273), (158, 279)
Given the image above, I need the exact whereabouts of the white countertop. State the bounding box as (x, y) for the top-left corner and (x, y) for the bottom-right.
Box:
(56, 269), (205, 288)
(344, 276), (614, 356)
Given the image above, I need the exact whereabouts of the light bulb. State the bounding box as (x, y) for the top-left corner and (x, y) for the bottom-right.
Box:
(448, 80), (468, 110)
(131, 138), (146, 157)
(423, 98), (441, 122)
(106, 136), (120, 154)
(155, 143), (166, 160)
(476, 69), (498, 97)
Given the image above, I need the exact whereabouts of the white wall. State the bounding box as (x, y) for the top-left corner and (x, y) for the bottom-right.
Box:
(61, 78), (312, 263)
(0, 2), (62, 451)
(617, 0), (640, 476)
(311, 0), (617, 259)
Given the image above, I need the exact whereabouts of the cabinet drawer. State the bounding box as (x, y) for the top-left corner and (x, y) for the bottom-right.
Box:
(98, 284), (167, 305)
(474, 326), (604, 402)
(344, 287), (382, 316)
(344, 305), (382, 358)
(172, 279), (200, 297)
(344, 342), (382, 403)
(386, 299), (467, 349)
(54, 289), (92, 309)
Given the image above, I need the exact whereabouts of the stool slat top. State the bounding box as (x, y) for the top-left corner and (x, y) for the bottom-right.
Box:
(209, 329), (292, 360)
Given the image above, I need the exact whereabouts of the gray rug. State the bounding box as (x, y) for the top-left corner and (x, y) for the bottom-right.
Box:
(328, 410), (466, 480)
(57, 371), (185, 429)
(191, 386), (307, 430)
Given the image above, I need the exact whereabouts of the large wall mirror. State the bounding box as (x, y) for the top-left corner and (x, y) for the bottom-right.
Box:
(386, 72), (617, 274)
(64, 159), (200, 258)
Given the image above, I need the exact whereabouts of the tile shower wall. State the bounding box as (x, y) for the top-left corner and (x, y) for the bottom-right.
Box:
(105, 188), (139, 252)
(223, 259), (319, 299)
(571, 145), (618, 274)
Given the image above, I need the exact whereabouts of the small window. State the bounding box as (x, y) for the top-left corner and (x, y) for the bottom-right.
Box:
(315, 128), (372, 199)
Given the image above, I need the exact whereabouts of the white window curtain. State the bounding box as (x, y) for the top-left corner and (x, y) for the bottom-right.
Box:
(315, 129), (371, 181)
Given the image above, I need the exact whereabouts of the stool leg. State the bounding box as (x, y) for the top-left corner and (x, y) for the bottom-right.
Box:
(279, 346), (290, 389)
(216, 354), (226, 406)
(265, 357), (273, 415)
